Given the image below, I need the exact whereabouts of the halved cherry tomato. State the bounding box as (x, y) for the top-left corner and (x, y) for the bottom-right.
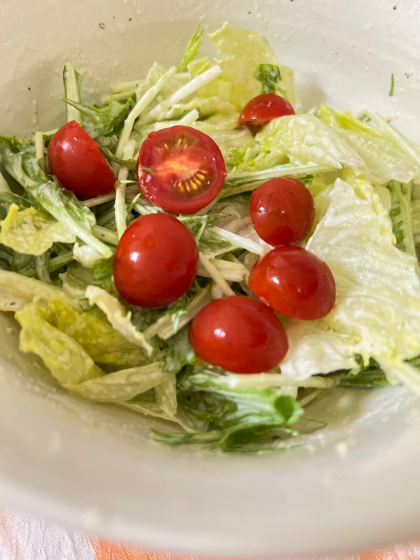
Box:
(249, 246), (336, 320)
(114, 213), (199, 308)
(250, 177), (315, 246)
(137, 125), (226, 214)
(189, 296), (289, 373)
(48, 120), (115, 198)
(239, 93), (295, 130)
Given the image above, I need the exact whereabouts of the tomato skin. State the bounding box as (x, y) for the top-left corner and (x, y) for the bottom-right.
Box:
(250, 177), (315, 246)
(189, 296), (289, 373)
(249, 246), (336, 320)
(238, 93), (295, 129)
(48, 120), (115, 198)
(113, 214), (199, 308)
(137, 125), (227, 214)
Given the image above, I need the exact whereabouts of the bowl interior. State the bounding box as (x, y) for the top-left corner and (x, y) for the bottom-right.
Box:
(1, 0), (420, 557)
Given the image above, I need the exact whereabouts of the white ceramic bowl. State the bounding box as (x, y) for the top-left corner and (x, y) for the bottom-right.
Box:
(1, 0), (420, 557)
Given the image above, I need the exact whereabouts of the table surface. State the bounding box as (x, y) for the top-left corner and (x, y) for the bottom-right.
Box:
(0, 504), (419, 560)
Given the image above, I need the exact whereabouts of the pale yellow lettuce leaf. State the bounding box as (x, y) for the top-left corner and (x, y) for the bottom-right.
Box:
(0, 204), (75, 255)
(256, 115), (366, 172)
(281, 178), (420, 393)
(73, 363), (171, 403)
(16, 300), (103, 389)
(0, 269), (77, 312)
(44, 295), (150, 370)
(191, 24), (300, 111)
(85, 286), (153, 356)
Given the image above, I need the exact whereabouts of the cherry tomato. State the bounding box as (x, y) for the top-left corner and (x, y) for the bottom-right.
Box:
(137, 125), (226, 214)
(238, 93), (295, 129)
(189, 296), (289, 373)
(249, 246), (336, 320)
(250, 177), (315, 246)
(114, 213), (199, 308)
(48, 120), (115, 198)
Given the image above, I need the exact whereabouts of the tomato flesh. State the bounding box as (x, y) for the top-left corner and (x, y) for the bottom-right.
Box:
(137, 125), (227, 214)
(250, 177), (315, 246)
(48, 120), (115, 198)
(189, 296), (289, 373)
(114, 213), (199, 308)
(249, 246), (336, 320)
(238, 93), (295, 129)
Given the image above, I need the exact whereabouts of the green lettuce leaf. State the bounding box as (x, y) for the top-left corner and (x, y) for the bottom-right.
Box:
(256, 114), (366, 172)
(0, 204), (75, 255)
(281, 177), (420, 394)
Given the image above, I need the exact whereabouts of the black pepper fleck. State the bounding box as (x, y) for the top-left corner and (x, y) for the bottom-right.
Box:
(248, 11), (251, 14)
(393, 4), (397, 8)
(129, 17), (132, 21)
(28, 87), (31, 91)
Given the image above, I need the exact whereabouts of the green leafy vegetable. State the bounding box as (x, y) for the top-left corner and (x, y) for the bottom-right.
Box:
(386, 180), (418, 263)
(64, 96), (134, 140)
(92, 256), (117, 296)
(1, 143), (112, 258)
(154, 368), (303, 451)
(254, 64), (281, 94)
(85, 285), (153, 356)
(179, 27), (203, 72)
(389, 73), (395, 97)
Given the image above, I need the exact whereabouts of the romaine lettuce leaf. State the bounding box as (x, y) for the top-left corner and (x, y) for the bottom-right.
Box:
(15, 298), (171, 404)
(74, 363), (171, 403)
(256, 115), (366, 172)
(316, 105), (419, 184)
(1, 143), (112, 258)
(85, 286), (153, 356)
(40, 295), (150, 370)
(0, 204), (75, 255)
(0, 269), (75, 312)
(281, 178), (420, 394)
(205, 24), (300, 111)
(16, 299), (103, 389)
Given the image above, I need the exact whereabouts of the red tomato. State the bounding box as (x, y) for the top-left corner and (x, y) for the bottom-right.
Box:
(249, 246), (336, 320)
(189, 296), (289, 373)
(250, 177), (315, 246)
(48, 120), (115, 198)
(113, 213), (199, 308)
(137, 125), (226, 214)
(238, 93), (295, 129)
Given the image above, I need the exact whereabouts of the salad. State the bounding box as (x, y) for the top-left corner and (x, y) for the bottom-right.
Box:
(1, 24), (420, 453)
